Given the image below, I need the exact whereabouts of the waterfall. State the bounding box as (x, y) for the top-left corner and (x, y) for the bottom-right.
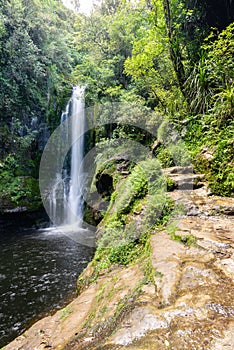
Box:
(49, 86), (85, 227)
(67, 86), (85, 226)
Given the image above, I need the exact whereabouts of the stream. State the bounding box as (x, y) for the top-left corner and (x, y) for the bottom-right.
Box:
(0, 224), (94, 348)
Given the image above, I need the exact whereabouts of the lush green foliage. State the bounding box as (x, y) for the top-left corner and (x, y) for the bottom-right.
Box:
(73, 0), (149, 104)
(0, 0), (76, 125)
(0, 0), (78, 211)
(182, 23), (234, 195)
(185, 23), (234, 116)
(185, 115), (234, 196)
(1, 0), (233, 213)
(77, 0), (233, 199)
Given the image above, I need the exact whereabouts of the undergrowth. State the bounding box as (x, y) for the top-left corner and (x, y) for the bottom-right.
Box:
(184, 116), (234, 196)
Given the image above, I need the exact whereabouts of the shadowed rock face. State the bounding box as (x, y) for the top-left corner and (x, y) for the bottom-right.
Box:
(84, 156), (133, 225)
(95, 157), (132, 199)
(96, 173), (114, 199)
(4, 168), (234, 350)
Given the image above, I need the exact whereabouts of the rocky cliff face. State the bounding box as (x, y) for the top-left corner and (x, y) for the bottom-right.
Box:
(5, 167), (234, 350)
(0, 118), (50, 214)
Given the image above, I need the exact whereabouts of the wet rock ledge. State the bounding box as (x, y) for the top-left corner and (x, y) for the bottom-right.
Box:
(5, 167), (234, 350)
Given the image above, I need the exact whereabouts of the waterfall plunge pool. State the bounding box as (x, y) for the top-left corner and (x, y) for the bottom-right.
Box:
(0, 224), (95, 348)
(0, 86), (95, 347)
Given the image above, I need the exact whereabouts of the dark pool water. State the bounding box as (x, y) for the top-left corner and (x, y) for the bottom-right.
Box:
(0, 226), (94, 348)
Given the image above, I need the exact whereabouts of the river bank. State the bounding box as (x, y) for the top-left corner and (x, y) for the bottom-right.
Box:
(4, 167), (234, 350)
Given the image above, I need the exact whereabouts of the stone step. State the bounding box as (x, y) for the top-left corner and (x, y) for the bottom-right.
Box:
(163, 166), (194, 175)
(163, 167), (205, 190)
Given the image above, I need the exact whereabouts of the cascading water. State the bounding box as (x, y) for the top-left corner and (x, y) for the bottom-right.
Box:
(49, 86), (85, 227)
(40, 85), (95, 246)
(67, 86), (85, 226)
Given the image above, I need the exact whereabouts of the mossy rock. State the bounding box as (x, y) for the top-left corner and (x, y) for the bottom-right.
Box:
(84, 156), (133, 225)
(83, 201), (105, 226)
(103, 158), (165, 220)
(95, 156), (133, 200)
(96, 158), (172, 251)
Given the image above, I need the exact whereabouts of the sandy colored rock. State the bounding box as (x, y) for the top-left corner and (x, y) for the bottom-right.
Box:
(5, 168), (234, 350)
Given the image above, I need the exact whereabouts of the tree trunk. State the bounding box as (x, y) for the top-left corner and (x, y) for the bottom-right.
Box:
(162, 0), (186, 94)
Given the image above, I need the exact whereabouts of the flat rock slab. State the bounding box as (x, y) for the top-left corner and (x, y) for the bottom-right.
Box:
(106, 173), (234, 350)
(107, 232), (234, 349)
(169, 185), (234, 217)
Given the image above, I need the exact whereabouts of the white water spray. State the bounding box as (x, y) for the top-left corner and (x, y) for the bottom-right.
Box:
(49, 86), (85, 227)
(67, 86), (85, 226)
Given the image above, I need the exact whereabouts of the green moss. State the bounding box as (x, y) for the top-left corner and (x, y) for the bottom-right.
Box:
(82, 310), (97, 329)
(166, 176), (176, 191)
(93, 198), (174, 278)
(97, 159), (119, 177)
(104, 158), (164, 219)
(111, 277), (146, 322)
(100, 305), (108, 315)
(131, 198), (146, 214)
(108, 241), (139, 265)
(112, 165), (147, 215)
(87, 158), (175, 281)
(96, 284), (108, 302)
(156, 146), (174, 168)
(92, 239), (141, 276)
(94, 178), (172, 275)
(139, 235), (155, 284)
(167, 222), (198, 247)
(143, 195), (174, 232)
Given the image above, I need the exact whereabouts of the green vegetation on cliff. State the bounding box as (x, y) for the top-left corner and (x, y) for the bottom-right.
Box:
(75, 0), (233, 197)
(0, 0), (78, 211)
(83, 157), (174, 281)
(0, 0), (233, 212)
